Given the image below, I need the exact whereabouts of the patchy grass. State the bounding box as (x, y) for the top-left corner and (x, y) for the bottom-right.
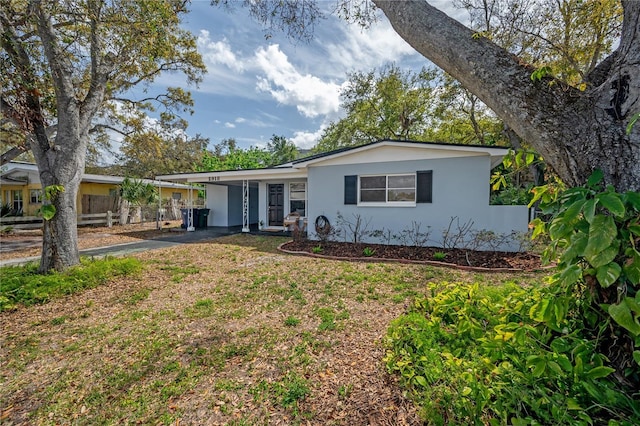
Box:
(0, 233), (547, 425)
(0, 257), (142, 311)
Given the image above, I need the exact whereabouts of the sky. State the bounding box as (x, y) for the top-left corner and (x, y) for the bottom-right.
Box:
(150, 0), (467, 151)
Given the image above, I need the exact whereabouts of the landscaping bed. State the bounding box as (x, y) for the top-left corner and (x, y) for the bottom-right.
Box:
(280, 240), (543, 271)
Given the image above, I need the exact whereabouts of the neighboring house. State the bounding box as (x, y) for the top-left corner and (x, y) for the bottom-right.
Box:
(157, 140), (530, 250)
(0, 161), (194, 216)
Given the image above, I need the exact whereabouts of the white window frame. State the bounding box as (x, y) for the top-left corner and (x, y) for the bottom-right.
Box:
(289, 182), (307, 217)
(358, 173), (416, 207)
(11, 190), (23, 211)
(30, 189), (43, 204)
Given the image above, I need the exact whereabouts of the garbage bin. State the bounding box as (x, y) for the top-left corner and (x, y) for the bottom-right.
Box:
(192, 208), (201, 229)
(198, 208), (210, 229)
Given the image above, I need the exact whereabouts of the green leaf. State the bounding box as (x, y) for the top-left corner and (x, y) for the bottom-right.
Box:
(556, 355), (573, 373)
(586, 244), (619, 269)
(563, 198), (586, 219)
(525, 152), (535, 165)
(547, 361), (563, 375)
(461, 386), (472, 396)
(628, 223), (640, 237)
(626, 111), (640, 135)
(583, 198), (597, 223)
(596, 193), (625, 217)
(532, 360), (546, 377)
(414, 375), (428, 388)
(624, 191), (640, 210)
(530, 298), (551, 322)
(623, 251), (640, 285)
(584, 215), (617, 259)
(40, 204), (56, 221)
(567, 398), (582, 410)
(585, 366), (615, 380)
(557, 264), (583, 287)
(549, 217), (574, 241)
(609, 301), (640, 336)
(561, 231), (588, 263)
(530, 65), (552, 81)
(587, 169), (604, 187)
(633, 351), (640, 366)
(596, 262), (621, 288)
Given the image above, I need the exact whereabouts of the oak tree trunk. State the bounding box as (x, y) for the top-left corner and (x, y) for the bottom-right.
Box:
(30, 105), (88, 272)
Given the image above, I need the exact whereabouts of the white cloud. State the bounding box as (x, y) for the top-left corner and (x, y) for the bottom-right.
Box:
(235, 117), (246, 123)
(224, 122), (236, 128)
(197, 30), (244, 72)
(290, 125), (327, 149)
(254, 44), (343, 118)
(322, 19), (419, 74)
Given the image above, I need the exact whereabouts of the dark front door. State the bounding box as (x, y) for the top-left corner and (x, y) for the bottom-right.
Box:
(268, 184), (284, 226)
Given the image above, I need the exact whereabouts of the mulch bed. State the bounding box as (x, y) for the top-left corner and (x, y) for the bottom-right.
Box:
(280, 240), (544, 271)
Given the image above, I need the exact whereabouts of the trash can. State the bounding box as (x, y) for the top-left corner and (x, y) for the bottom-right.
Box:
(192, 208), (201, 229)
(198, 208), (210, 229)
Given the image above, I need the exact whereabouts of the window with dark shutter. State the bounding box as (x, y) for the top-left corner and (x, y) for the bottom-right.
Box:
(416, 170), (433, 203)
(344, 175), (357, 204)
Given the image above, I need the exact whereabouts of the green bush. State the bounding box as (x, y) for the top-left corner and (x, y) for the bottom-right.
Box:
(0, 257), (143, 311)
(529, 170), (640, 384)
(385, 282), (640, 425)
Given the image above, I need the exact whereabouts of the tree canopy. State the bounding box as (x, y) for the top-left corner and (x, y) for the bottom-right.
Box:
(200, 135), (299, 171)
(1, 0), (205, 271)
(315, 65), (441, 152)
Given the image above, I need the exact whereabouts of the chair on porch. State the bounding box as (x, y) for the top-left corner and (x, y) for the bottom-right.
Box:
(283, 212), (301, 231)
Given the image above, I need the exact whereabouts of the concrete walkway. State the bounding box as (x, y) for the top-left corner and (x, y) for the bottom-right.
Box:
(0, 227), (239, 267)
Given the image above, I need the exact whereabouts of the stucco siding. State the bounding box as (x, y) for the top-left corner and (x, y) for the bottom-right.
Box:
(307, 156), (528, 250)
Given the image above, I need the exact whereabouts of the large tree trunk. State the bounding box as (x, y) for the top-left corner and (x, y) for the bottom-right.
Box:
(30, 109), (87, 272)
(39, 175), (81, 272)
(374, 0), (640, 192)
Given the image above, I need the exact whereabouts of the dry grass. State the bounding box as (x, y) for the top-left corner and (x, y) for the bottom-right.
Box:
(0, 233), (543, 425)
(0, 221), (183, 261)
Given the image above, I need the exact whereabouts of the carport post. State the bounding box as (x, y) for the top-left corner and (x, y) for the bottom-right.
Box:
(242, 179), (249, 232)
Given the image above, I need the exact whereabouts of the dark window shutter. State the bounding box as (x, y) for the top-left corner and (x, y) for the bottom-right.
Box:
(416, 170), (433, 203)
(344, 175), (357, 205)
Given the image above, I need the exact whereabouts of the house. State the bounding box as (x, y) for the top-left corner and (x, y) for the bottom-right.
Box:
(156, 140), (530, 250)
(1, 161), (194, 217)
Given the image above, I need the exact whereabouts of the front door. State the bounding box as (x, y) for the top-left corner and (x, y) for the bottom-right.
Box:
(268, 184), (284, 226)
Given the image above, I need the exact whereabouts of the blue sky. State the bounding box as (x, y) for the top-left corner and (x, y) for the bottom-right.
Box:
(159, 1), (464, 150)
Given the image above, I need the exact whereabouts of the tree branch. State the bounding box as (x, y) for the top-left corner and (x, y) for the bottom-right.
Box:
(89, 123), (133, 137)
(32, 1), (75, 99)
(0, 143), (30, 166)
(373, 0), (582, 181)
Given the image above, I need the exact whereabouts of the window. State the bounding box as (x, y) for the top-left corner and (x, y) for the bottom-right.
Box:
(172, 192), (182, 200)
(12, 190), (23, 212)
(345, 171), (432, 206)
(289, 182), (306, 216)
(359, 174), (416, 204)
(30, 189), (43, 204)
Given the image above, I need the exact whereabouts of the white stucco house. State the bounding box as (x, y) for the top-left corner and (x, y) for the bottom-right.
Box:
(156, 140), (530, 249)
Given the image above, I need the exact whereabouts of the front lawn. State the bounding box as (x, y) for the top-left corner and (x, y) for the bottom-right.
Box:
(0, 234), (544, 425)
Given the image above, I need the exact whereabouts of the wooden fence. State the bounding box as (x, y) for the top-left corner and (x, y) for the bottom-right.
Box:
(0, 211), (121, 230)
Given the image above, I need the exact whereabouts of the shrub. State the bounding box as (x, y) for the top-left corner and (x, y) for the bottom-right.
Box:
(529, 170), (640, 385)
(362, 247), (375, 257)
(385, 282), (640, 425)
(432, 251), (446, 261)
